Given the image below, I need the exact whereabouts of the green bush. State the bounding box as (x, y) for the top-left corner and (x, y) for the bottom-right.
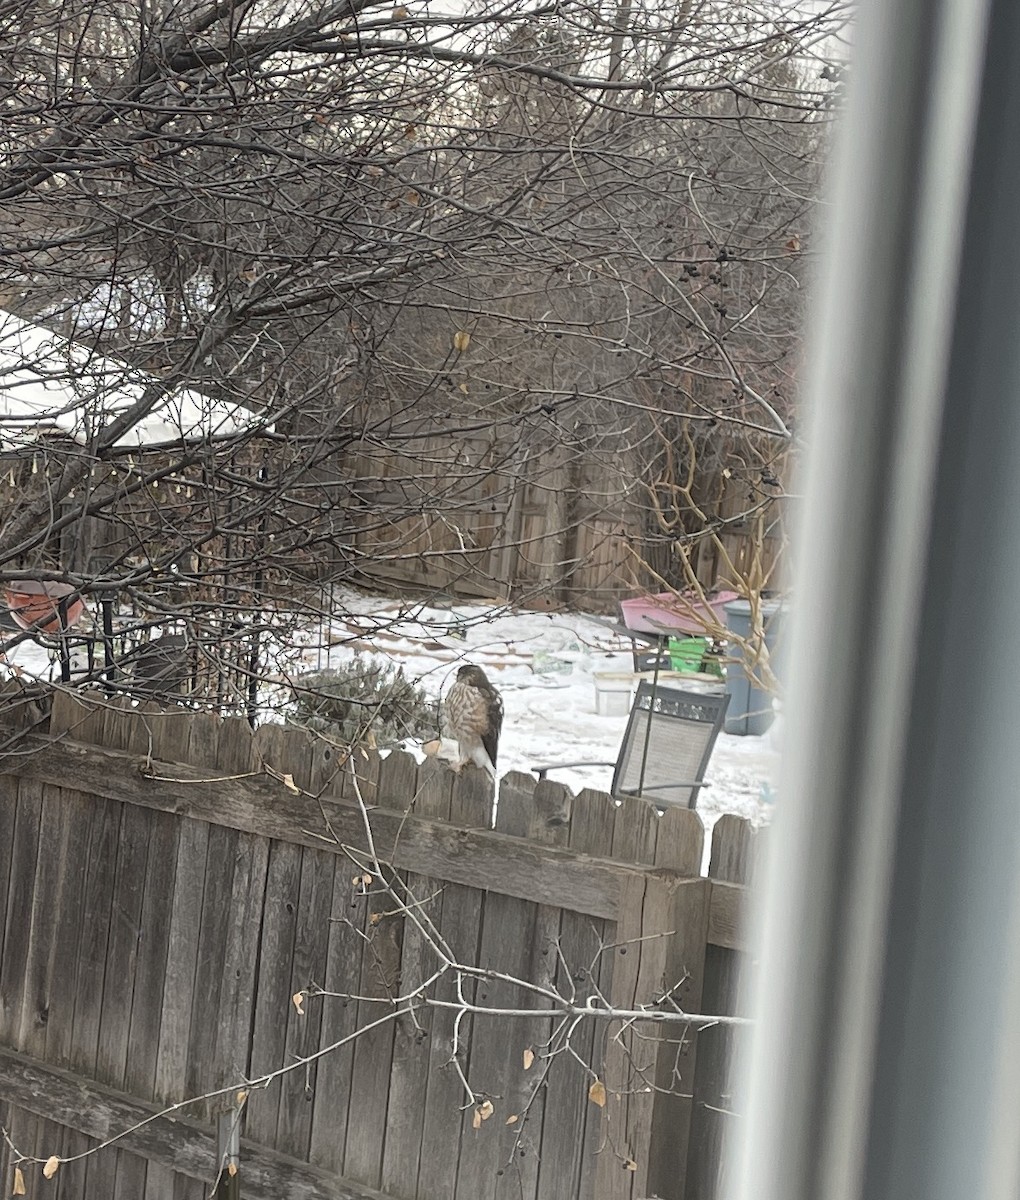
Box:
(288, 658), (438, 748)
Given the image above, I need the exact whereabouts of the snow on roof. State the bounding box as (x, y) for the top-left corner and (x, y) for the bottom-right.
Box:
(0, 312), (266, 452)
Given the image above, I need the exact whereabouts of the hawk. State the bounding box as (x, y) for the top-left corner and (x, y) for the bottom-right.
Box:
(443, 664), (503, 778)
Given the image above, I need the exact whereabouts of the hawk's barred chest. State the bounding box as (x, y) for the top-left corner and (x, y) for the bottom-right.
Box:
(445, 678), (497, 736)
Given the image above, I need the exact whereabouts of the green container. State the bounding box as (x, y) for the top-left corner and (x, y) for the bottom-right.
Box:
(668, 636), (708, 673)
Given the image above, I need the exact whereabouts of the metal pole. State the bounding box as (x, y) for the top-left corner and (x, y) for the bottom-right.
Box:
(636, 633), (665, 799)
(101, 592), (116, 694)
(246, 463), (268, 729)
(57, 595), (71, 683)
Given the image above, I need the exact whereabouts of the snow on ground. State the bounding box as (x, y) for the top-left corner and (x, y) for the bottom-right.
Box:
(1, 590), (778, 866)
(273, 592), (779, 852)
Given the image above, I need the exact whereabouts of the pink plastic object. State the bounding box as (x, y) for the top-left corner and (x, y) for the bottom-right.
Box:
(5, 581), (86, 634)
(618, 590), (739, 635)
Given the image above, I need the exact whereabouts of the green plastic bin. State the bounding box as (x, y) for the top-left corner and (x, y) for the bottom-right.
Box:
(668, 636), (709, 673)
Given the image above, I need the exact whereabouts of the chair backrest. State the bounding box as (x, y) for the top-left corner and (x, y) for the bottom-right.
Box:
(124, 633), (193, 701)
(612, 681), (730, 809)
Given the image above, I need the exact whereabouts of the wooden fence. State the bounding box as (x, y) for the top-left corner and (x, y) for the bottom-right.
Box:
(344, 441), (784, 612)
(0, 687), (761, 1200)
(318, 421), (786, 608)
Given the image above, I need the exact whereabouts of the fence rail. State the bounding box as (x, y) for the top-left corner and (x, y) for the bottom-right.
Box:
(0, 686), (761, 1200)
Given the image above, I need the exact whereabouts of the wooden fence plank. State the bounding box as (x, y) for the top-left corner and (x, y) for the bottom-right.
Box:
(685, 816), (756, 1200)
(49, 689), (93, 740)
(684, 944), (743, 1200)
(0, 779), (43, 1049)
(612, 793), (659, 867)
(275, 843), (335, 1162)
(119, 699), (164, 760)
(343, 750), (408, 1191)
(349, 748), (381, 811)
(647, 812), (711, 1200)
(593, 869), (644, 1200)
(68, 792), (120, 1075)
(48, 689), (104, 744)
(707, 814), (754, 884)
(416, 768), (491, 1200)
(381, 756), (454, 1199)
(42, 790), (93, 1071)
(552, 787), (618, 1200)
(242, 725), (312, 1161)
(210, 713), (270, 1182)
(246, 836), (303, 1146)
(66, 789), (122, 1200)
(490, 777), (544, 1200)
(90, 799), (153, 1199)
(454, 772), (538, 1200)
(147, 707), (202, 765)
(274, 723), (317, 795)
(28, 1112), (83, 1198)
(306, 855), (362, 1176)
(618, 875), (707, 1200)
(3, 1106), (39, 1199)
(503, 776), (571, 1200)
(297, 728), (352, 1179)
(596, 789), (664, 1199)
(655, 808), (705, 878)
(0, 774), (17, 994)
(14, 784), (88, 1197)
(145, 815), (210, 1200)
(97, 696), (138, 754)
(40, 785), (98, 1200)
(149, 694), (224, 1184)
(218, 715), (257, 777)
(186, 709), (222, 771)
(95, 804), (152, 1082)
(212, 830), (271, 1170)
(13, 784), (64, 1061)
(184, 821), (240, 1123)
(707, 880), (751, 951)
(114, 808), (181, 1200)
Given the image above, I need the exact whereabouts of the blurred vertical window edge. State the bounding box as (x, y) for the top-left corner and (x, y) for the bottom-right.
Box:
(730, 4), (1020, 1200)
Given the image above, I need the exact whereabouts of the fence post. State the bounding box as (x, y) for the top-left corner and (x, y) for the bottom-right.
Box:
(594, 870), (711, 1200)
(685, 816), (758, 1200)
(646, 873), (712, 1200)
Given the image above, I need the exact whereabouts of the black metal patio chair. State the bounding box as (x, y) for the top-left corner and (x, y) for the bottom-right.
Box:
(533, 681), (730, 809)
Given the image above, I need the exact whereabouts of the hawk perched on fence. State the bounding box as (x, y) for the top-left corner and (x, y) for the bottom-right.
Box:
(443, 665), (503, 778)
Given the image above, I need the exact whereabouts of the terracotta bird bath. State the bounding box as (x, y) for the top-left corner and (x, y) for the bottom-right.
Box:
(5, 581), (86, 635)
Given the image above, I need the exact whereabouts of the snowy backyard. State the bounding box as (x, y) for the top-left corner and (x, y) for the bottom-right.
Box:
(1, 589), (779, 857)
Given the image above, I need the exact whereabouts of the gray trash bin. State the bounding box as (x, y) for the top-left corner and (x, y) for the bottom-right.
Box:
(723, 598), (785, 735)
